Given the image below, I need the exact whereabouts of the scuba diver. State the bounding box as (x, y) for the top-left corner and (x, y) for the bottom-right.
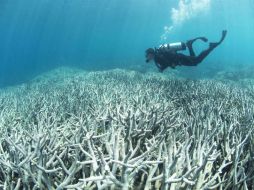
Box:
(145, 30), (227, 72)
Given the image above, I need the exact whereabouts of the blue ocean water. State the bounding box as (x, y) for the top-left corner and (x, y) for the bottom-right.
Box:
(0, 0), (253, 87)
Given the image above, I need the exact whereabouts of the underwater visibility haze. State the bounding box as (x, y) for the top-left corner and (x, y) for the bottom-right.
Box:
(0, 0), (254, 86)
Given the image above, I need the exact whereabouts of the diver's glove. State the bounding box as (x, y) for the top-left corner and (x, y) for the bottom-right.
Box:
(158, 68), (163, 73)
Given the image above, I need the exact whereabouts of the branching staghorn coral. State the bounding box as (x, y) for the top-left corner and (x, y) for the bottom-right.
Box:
(0, 68), (254, 189)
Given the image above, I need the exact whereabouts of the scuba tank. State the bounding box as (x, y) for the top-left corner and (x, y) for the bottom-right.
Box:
(159, 42), (186, 51)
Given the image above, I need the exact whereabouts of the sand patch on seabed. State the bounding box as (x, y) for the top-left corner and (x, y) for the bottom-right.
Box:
(0, 67), (254, 189)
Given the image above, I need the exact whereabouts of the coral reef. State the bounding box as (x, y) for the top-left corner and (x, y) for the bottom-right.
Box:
(0, 67), (254, 189)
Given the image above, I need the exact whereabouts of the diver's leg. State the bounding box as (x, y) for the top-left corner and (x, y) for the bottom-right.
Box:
(177, 48), (215, 66)
(195, 30), (227, 63)
(175, 53), (198, 66)
(186, 37), (208, 56)
(195, 48), (215, 63)
(186, 42), (196, 56)
(209, 30), (227, 49)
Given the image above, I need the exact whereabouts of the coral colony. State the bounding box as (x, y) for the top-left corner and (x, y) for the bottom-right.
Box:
(0, 68), (253, 189)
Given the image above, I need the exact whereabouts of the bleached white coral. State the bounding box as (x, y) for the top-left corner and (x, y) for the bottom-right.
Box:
(0, 68), (253, 189)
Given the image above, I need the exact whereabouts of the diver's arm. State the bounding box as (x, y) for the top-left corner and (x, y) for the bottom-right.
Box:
(155, 51), (172, 72)
(155, 62), (168, 72)
(169, 63), (176, 69)
(165, 51), (178, 69)
(155, 62), (164, 72)
(155, 62), (161, 69)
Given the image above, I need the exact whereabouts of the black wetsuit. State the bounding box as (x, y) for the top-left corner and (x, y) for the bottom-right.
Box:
(153, 31), (227, 72)
(154, 43), (218, 72)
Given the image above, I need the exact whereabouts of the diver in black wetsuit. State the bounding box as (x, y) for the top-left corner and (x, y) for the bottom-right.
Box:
(145, 30), (227, 72)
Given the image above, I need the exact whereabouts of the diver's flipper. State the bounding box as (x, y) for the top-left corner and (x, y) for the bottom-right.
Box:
(199, 37), (208, 42)
(209, 30), (227, 48)
(187, 37), (208, 47)
(219, 30), (227, 43)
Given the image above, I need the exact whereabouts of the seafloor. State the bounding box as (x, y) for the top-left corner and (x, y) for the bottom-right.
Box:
(0, 67), (254, 190)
